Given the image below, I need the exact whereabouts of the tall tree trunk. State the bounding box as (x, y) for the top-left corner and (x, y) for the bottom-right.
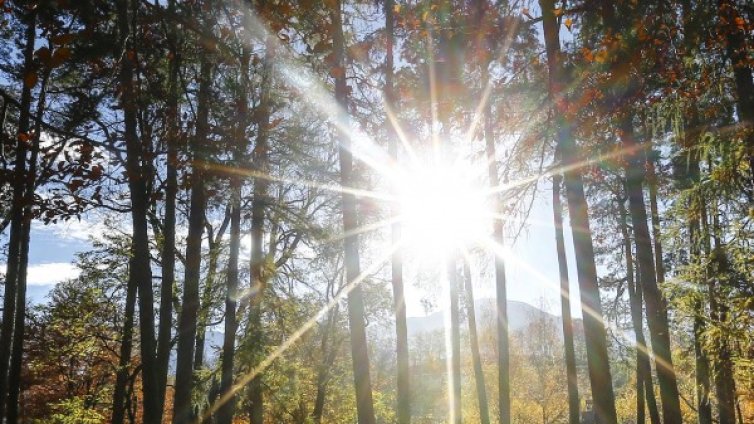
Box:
(0, 9), (35, 421)
(156, 0), (181, 412)
(247, 35), (274, 424)
(552, 174), (580, 424)
(598, 0), (684, 417)
(6, 65), (50, 424)
(216, 12), (251, 421)
(116, 1), (161, 421)
(331, 3), (377, 423)
(621, 121), (683, 424)
(693, 302), (713, 424)
(112, 259), (139, 424)
(684, 123), (714, 424)
(709, 205), (736, 424)
(698, 196), (733, 424)
(217, 187), (241, 424)
(384, 2), (411, 422)
(480, 25), (511, 424)
(173, 54), (212, 424)
(540, 2), (619, 422)
(462, 263), (490, 424)
(447, 261), (462, 424)
(646, 152), (671, 422)
(618, 197), (660, 424)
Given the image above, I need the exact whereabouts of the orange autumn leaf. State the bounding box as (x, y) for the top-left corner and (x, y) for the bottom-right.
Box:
(24, 71), (38, 88)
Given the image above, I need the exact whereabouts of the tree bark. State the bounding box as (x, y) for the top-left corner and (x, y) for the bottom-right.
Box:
(618, 196), (660, 424)
(217, 186), (241, 424)
(331, 3), (377, 423)
(709, 204), (736, 424)
(462, 263), (490, 424)
(216, 11), (251, 421)
(247, 35), (274, 424)
(384, 2), (411, 422)
(447, 261), (462, 424)
(0, 9), (35, 421)
(116, 1), (161, 421)
(693, 303), (713, 424)
(552, 174), (580, 424)
(540, 2), (619, 422)
(112, 259), (139, 424)
(6, 64), (50, 424)
(480, 23), (511, 424)
(620, 120), (683, 424)
(156, 0), (181, 412)
(173, 54), (212, 424)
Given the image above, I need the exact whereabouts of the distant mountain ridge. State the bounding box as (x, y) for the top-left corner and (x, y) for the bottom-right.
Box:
(406, 299), (562, 337)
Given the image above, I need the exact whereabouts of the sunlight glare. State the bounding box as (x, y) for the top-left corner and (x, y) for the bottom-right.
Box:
(398, 158), (491, 264)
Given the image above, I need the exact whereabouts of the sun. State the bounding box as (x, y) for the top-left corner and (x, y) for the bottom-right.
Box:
(396, 157), (492, 264)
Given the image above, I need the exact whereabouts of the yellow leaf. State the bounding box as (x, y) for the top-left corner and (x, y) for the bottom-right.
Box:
(554, 7), (563, 17)
(393, 4), (400, 14)
(565, 18), (573, 31)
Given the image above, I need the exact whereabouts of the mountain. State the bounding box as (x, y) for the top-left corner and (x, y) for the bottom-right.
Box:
(406, 299), (561, 337)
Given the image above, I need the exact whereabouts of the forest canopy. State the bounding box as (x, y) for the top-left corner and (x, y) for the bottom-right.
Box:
(0, 0), (753, 423)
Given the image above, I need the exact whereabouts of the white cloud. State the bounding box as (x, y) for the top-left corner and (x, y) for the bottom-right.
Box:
(0, 262), (80, 286)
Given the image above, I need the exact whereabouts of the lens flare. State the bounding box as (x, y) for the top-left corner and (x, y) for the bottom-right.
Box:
(397, 156), (491, 264)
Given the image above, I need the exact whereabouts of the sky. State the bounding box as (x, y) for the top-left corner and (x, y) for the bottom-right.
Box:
(2, 3), (586, 320)
(7, 183), (585, 320)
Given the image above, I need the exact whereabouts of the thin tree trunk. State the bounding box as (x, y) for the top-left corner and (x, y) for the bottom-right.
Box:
(116, 1), (161, 421)
(173, 54), (212, 424)
(247, 35), (274, 424)
(0, 10), (35, 421)
(540, 2), (619, 422)
(552, 174), (580, 424)
(331, 3), (376, 423)
(462, 263), (490, 424)
(217, 185), (241, 424)
(681, 87), (712, 424)
(216, 12), (251, 421)
(645, 152), (672, 422)
(6, 65), (50, 424)
(447, 261), (462, 424)
(598, 0), (683, 417)
(693, 304), (713, 424)
(620, 119), (682, 424)
(112, 260), (139, 424)
(156, 0), (181, 412)
(384, 2), (411, 422)
(480, 27), (511, 424)
(618, 197), (659, 424)
(709, 204), (736, 424)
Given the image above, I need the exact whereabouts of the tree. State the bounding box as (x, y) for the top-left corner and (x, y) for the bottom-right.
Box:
(539, 1), (618, 422)
(551, 173), (580, 424)
(115, 0), (161, 421)
(330, 2), (377, 423)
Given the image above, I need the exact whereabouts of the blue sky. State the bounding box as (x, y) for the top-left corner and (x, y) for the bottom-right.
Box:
(11, 184), (584, 319)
